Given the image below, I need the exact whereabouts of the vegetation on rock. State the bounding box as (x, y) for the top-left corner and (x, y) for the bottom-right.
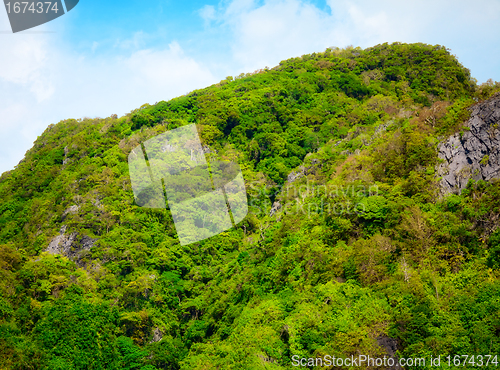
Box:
(1, 42), (500, 369)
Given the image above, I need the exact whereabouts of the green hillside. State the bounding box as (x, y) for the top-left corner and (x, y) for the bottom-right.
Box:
(1, 42), (500, 369)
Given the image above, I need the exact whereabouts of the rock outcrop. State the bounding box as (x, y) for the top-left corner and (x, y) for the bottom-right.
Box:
(269, 201), (282, 216)
(150, 327), (163, 343)
(45, 225), (96, 266)
(287, 158), (323, 184)
(437, 94), (500, 195)
(377, 335), (399, 370)
(61, 204), (80, 220)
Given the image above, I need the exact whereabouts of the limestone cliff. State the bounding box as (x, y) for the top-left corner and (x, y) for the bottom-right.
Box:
(437, 94), (500, 195)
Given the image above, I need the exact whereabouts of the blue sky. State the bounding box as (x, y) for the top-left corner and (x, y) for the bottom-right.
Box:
(1, 0), (499, 174)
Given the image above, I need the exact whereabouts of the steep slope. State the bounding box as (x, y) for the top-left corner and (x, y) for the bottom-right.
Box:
(437, 93), (500, 195)
(0, 42), (499, 370)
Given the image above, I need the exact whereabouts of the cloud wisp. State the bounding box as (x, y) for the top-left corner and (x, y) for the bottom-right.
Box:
(1, 0), (499, 174)
(0, 12), (216, 174)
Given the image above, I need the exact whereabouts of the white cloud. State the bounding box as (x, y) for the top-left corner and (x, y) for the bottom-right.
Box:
(225, 0), (257, 17)
(199, 5), (216, 23)
(0, 13), (216, 175)
(211, 0), (422, 72)
(0, 24), (55, 102)
(1, 0), (499, 175)
(124, 42), (215, 93)
(221, 0), (337, 72)
(211, 0), (500, 81)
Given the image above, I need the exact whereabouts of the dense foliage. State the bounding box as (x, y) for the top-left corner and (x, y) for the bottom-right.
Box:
(0, 42), (499, 369)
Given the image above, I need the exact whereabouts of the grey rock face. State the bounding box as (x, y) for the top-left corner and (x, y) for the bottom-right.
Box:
(269, 201), (282, 216)
(45, 225), (96, 265)
(286, 159), (323, 184)
(62, 146), (71, 165)
(150, 327), (163, 343)
(377, 335), (399, 370)
(437, 94), (500, 195)
(287, 167), (305, 183)
(61, 204), (80, 220)
(202, 145), (216, 154)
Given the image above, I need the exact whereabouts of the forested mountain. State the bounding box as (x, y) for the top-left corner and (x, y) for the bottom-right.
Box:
(1, 42), (500, 369)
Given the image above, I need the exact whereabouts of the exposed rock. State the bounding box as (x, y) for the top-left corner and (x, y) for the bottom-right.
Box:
(46, 225), (69, 253)
(150, 327), (163, 343)
(62, 204), (79, 220)
(62, 146), (71, 165)
(80, 235), (96, 252)
(286, 159), (323, 184)
(257, 354), (278, 365)
(269, 201), (282, 216)
(202, 145), (216, 154)
(377, 335), (399, 369)
(375, 120), (392, 135)
(437, 94), (500, 195)
(287, 166), (305, 183)
(92, 197), (104, 209)
(45, 225), (96, 266)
